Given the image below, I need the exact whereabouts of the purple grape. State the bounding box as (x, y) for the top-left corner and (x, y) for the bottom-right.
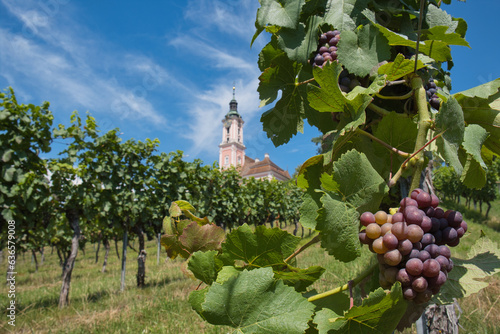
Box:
(421, 216), (432, 233)
(430, 194), (440, 208)
(412, 276), (428, 292)
(314, 54), (324, 66)
(442, 227), (458, 243)
(398, 239), (413, 256)
(417, 250), (431, 262)
(424, 244), (440, 258)
(439, 218), (449, 230)
(421, 233), (436, 247)
(423, 259), (441, 277)
(396, 268), (414, 287)
(416, 192), (432, 208)
(447, 211), (463, 228)
(403, 287), (417, 300)
(406, 258), (423, 276)
(325, 31), (335, 40)
(422, 206), (435, 217)
(434, 208), (445, 219)
(435, 255), (450, 272)
(329, 37), (339, 46)
(439, 245), (451, 259)
(430, 218), (441, 233)
(319, 46), (329, 54)
(392, 212), (404, 223)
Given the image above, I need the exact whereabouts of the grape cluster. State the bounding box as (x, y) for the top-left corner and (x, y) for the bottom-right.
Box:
(425, 79), (441, 110)
(358, 189), (467, 304)
(312, 30), (341, 68)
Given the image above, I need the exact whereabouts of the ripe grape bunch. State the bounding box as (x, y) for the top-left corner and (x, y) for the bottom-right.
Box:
(358, 189), (467, 304)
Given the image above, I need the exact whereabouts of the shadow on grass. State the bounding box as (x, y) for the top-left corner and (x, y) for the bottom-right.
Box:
(441, 198), (500, 232)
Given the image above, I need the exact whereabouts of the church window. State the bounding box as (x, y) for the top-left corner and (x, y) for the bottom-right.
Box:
(225, 156), (229, 165)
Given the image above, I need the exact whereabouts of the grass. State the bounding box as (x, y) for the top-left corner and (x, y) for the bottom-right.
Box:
(1, 201), (499, 333)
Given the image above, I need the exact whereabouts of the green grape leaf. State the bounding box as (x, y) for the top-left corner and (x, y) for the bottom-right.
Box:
(332, 149), (388, 214)
(259, 51), (305, 146)
(277, 15), (323, 64)
(188, 250), (223, 285)
(299, 192), (320, 230)
(179, 222), (225, 255)
(189, 287), (209, 317)
(459, 124), (489, 188)
(216, 266), (242, 284)
(435, 96), (465, 175)
(314, 308), (343, 333)
(307, 61), (348, 113)
(316, 192), (360, 262)
(322, 0), (370, 31)
(219, 224), (300, 268)
(460, 151), (486, 189)
(274, 265), (325, 292)
(454, 79), (500, 156)
(371, 22), (452, 62)
(425, 4), (458, 33)
(318, 283), (407, 334)
(377, 54), (425, 81)
(434, 238), (500, 304)
(196, 267), (315, 334)
(461, 124), (488, 169)
(422, 26), (470, 48)
(256, 0), (304, 30)
(373, 111), (418, 176)
(337, 24), (391, 77)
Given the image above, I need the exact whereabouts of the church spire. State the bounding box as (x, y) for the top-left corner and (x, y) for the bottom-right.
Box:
(228, 83), (239, 116)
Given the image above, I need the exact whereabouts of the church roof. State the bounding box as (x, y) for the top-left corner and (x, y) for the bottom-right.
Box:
(241, 154), (291, 181)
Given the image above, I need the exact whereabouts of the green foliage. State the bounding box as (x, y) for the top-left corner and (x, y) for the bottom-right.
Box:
(191, 267), (315, 334)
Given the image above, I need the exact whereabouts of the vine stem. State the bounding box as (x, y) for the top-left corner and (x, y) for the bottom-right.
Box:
(375, 90), (413, 100)
(356, 128), (410, 157)
(284, 234), (321, 263)
(307, 262), (377, 302)
(297, 78), (316, 86)
(409, 76), (432, 192)
(367, 103), (409, 118)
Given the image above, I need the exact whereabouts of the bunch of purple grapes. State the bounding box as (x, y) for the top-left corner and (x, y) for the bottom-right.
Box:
(425, 79), (441, 110)
(312, 30), (340, 68)
(358, 189), (467, 304)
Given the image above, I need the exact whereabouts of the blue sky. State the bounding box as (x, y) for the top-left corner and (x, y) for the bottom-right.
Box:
(0, 1), (498, 174)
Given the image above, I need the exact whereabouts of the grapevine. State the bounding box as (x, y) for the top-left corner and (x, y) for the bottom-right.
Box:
(176, 0), (500, 333)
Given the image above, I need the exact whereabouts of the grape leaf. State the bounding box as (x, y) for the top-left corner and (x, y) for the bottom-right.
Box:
(197, 267), (315, 334)
(322, 0), (370, 31)
(188, 250), (223, 285)
(179, 222), (225, 255)
(377, 53), (425, 81)
(434, 238), (500, 304)
(307, 61), (349, 114)
(332, 149), (388, 214)
(459, 124), (489, 188)
(299, 192), (321, 230)
(461, 125), (488, 169)
(274, 265), (325, 292)
(454, 79), (500, 156)
(435, 96), (465, 175)
(160, 234), (189, 259)
(277, 15), (323, 64)
(259, 51), (306, 146)
(373, 111), (418, 177)
(337, 24), (391, 77)
(371, 22), (452, 62)
(422, 26), (470, 48)
(256, 0), (305, 30)
(425, 4), (458, 33)
(219, 224), (300, 268)
(317, 283), (408, 334)
(316, 191), (360, 262)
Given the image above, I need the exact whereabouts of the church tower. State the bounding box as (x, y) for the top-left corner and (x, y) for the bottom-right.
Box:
(219, 86), (246, 169)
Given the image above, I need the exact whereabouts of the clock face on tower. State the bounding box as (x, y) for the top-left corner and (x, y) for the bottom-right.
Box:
(223, 120), (232, 128)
